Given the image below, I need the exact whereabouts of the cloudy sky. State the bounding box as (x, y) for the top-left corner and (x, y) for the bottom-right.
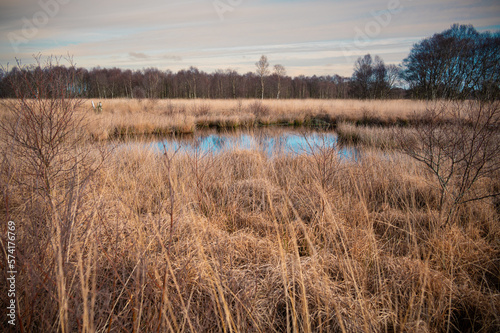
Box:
(1, 0), (499, 77)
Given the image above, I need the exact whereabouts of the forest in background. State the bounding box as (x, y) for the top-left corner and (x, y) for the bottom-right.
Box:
(0, 24), (498, 101)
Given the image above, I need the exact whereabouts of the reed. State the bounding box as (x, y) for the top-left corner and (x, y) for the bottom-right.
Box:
(73, 99), (432, 140)
(336, 122), (401, 149)
(1, 97), (499, 332)
(1, 136), (499, 332)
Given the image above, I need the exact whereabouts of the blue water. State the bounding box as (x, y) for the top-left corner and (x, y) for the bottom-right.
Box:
(149, 129), (359, 160)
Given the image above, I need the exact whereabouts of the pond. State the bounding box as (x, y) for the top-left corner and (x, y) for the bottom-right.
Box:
(135, 128), (359, 160)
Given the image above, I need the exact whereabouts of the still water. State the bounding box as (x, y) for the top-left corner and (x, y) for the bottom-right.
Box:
(142, 128), (359, 160)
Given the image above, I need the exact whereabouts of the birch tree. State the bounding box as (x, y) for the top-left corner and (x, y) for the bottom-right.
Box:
(274, 64), (286, 99)
(255, 55), (269, 99)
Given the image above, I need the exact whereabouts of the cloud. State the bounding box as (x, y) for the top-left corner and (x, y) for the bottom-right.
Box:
(1, 0), (499, 76)
(129, 52), (148, 59)
(163, 54), (182, 61)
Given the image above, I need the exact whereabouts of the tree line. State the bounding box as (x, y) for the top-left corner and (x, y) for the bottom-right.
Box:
(403, 24), (499, 100)
(0, 24), (498, 100)
(0, 62), (363, 100)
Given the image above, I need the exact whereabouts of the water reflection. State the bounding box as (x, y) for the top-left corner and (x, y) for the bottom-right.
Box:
(147, 128), (359, 160)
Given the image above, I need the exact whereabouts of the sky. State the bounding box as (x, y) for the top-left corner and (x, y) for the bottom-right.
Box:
(0, 0), (499, 77)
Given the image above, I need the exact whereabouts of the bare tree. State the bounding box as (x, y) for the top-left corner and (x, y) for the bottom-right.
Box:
(372, 56), (388, 98)
(255, 55), (270, 99)
(226, 68), (238, 99)
(386, 64), (401, 91)
(143, 68), (162, 99)
(399, 100), (500, 222)
(274, 64), (286, 99)
(402, 24), (500, 100)
(351, 54), (373, 99)
(0, 55), (107, 332)
(300, 132), (344, 215)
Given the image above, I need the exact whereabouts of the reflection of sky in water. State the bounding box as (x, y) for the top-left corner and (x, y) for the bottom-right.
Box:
(150, 131), (359, 160)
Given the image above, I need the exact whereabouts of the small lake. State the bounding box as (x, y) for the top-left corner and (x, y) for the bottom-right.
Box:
(135, 128), (359, 160)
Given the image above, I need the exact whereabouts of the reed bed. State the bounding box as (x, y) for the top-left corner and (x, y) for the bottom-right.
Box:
(1, 98), (499, 332)
(1, 138), (499, 332)
(336, 122), (402, 149)
(0, 98), (458, 142)
(77, 99), (432, 140)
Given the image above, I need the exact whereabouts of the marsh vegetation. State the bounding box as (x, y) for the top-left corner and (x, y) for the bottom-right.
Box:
(0, 54), (499, 332)
(1, 95), (499, 332)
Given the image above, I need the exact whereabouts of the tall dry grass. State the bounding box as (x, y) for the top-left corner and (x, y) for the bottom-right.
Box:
(56, 99), (432, 140)
(336, 122), (401, 149)
(0, 98), (458, 143)
(1, 135), (499, 331)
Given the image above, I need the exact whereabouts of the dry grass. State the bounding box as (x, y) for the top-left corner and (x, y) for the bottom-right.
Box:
(1, 98), (499, 332)
(20, 99), (431, 140)
(1, 132), (499, 332)
(0, 99), (477, 142)
(84, 98), (428, 117)
(336, 122), (401, 149)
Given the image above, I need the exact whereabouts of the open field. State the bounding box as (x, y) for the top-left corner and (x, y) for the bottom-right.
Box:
(1, 98), (499, 332)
